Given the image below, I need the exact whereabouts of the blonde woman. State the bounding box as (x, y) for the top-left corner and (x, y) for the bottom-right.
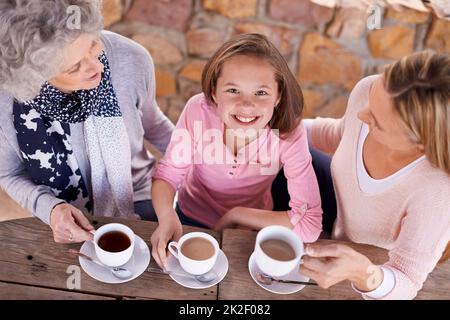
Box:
(298, 51), (450, 299)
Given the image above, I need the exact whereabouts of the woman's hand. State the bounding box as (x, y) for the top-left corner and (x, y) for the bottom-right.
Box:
(300, 243), (383, 292)
(49, 203), (95, 243)
(150, 212), (183, 270)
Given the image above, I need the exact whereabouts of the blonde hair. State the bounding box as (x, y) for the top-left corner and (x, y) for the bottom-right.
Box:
(440, 243), (450, 263)
(201, 33), (303, 138)
(384, 50), (450, 176)
(383, 50), (450, 263)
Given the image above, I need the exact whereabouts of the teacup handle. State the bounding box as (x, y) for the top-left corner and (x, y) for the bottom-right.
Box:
(167, 241), (179, 259)
(298, 251), (305, 265)
(89, 229), (96, 243)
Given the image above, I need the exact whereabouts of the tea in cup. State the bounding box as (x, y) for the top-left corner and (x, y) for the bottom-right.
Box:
(168, 232), (219, 275)
(93, 223), (135, 267)
(253, 225), (304, 277)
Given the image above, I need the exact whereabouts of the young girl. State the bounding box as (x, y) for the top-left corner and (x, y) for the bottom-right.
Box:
(151, 34), (322, 268)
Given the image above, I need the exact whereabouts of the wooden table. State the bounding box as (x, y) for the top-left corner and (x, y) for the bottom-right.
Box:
(0, 217), (448, 300)
(0, 217), (218, 300)
(219, 229), (450, 300)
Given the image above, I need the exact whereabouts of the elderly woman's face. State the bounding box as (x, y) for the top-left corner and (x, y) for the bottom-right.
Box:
(49, 34), (104, 93)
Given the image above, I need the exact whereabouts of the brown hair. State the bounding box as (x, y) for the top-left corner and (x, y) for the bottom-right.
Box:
(383, 50), (450, 263)
(440, 242), (450, 264)
(201, 33), (303, 138)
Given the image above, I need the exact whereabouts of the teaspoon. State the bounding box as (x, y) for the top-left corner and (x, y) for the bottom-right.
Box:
(255, 272), (317, 286)
(147, 267), (218, 283)
(68, 249), (133, 279)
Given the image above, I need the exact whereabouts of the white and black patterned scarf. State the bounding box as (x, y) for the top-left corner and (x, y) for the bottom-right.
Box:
(13, 52), (136, 219)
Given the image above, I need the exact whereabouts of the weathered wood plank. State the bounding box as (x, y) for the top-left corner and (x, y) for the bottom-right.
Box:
(0, 217), (220, 300)
(219, 228), (450, 300)
(0, 282), (115, 300)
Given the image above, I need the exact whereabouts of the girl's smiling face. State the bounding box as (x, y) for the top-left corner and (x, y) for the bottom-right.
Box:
(212, 55), (281, 134)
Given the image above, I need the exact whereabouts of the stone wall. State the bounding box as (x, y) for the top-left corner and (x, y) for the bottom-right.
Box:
(105, 0), (450, 122)
(104, 0), (449, 122)
(0, 1), (448, 220)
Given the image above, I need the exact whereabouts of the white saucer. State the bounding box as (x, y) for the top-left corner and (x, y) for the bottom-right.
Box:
(165, 249), (228, 289)
(248, 252), (309, 294)
(79, 235), (150, 284)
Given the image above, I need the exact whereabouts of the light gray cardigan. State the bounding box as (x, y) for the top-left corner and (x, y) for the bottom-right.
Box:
(0, 31), (174, 224)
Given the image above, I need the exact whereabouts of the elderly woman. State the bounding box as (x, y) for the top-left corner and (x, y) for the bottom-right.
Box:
(0, 0), (173, 243)
(291, 50), (449, 299)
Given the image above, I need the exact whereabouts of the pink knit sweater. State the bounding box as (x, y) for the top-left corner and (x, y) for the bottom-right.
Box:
(309, 75), (450, 299)
(153, 93), (322, 242)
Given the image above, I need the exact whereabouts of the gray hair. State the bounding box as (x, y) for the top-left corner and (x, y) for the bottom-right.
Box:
(0, 0), (103, 102)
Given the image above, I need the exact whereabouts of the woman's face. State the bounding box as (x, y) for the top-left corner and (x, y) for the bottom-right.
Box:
(357, 77), (423, 153)
(212, 55), (280, 136)
(49, 33), (104, 93)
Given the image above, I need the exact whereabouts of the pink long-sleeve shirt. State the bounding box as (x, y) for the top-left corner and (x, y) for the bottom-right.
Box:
(309, 75), (450, 299)
(153, 93), (322, 242)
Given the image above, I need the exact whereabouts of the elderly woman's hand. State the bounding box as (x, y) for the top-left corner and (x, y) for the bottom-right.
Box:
(49, 203), (95, 243)
(299, 243), (383, 292)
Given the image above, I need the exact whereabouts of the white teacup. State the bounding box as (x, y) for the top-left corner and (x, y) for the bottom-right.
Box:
(253, 225), (304, 277)
(168, 232), (219, 275)
(93, 223), (135, 267)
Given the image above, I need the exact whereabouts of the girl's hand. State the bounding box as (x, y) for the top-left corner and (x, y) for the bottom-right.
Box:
(49, 203), (94, 243)
(300, 243), (383, 292)
(150, 212), (183, 269)
(213, 207), (239, 231)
